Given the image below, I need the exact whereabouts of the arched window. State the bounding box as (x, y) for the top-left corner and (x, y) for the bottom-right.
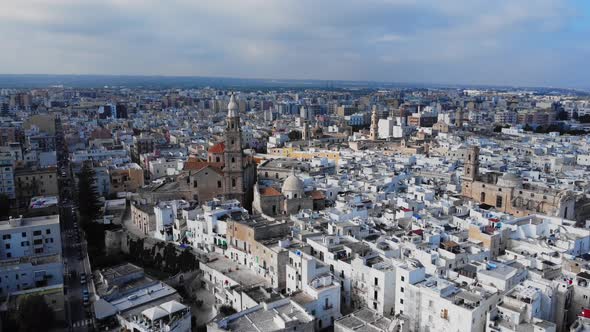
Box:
(480, 192), (486, 202)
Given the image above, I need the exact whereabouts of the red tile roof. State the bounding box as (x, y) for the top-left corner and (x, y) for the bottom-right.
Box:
(310, 190), (325, 200)
(208, 142), (225, 154)
(260, 187), (282, 197)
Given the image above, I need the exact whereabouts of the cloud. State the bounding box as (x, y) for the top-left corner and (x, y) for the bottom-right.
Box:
(0, 0), (588, 88)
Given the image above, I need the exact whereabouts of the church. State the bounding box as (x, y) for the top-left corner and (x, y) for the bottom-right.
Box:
(183, 94), (257, 209)
(252, 169), (317, 216)
(461, 146), (576, 219)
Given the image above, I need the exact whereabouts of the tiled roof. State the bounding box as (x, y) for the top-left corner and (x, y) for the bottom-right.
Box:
(260, 187), (282, 197)
(208, 142), (225, 154)
(310, 190), (326, 200)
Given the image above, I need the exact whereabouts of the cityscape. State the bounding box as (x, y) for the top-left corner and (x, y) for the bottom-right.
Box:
(2, 1), (590, 332)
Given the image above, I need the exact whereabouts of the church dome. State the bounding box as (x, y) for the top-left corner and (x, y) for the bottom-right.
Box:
(227, 93), (239, 118)
(282, 171), (304, 193)
(496, 172), (522, 188)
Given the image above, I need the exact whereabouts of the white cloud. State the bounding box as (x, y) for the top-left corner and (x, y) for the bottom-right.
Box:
(0, 0), (586, 87)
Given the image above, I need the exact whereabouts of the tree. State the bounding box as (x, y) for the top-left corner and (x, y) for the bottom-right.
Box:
(77, 162), (102, 225)
(219, 305), (237, 317)
(17, 295), (55, 332)
(0, 194), (10, 219)
(288, 130), (302, 140)
(77, 162), (105, 252)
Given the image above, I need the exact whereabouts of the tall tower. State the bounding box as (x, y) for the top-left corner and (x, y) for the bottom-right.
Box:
(223, 93), (245, 203)
(302, 120), (310, 141)
(463, 145), (479, 182)
(455, 108), (464, 128)
(370, 106), (378, 141)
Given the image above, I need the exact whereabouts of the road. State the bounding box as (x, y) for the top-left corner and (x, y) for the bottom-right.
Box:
(56, 116), (94, 331)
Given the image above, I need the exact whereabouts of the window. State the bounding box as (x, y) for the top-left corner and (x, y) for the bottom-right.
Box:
(401, 276), (405, 282)
(22, 232), (26, 237)
(6, 253), (11, 258)
(193, 180), (198, 188)
(374, 290), (378, 300)
(5, 244), (10, 249)
(2, 234), (10, 240)
(33, 230), (41, 236)
(400, 299), (404, 304)
(375, 277), (379, 286)
(231, 157), (235, 163)
(46, 229), (51, 235)
(400, 287), (404, 293)
(34, 248), (43, 254)
(496, 195), (503, 208)
(217, 181), (222, 188)
(232, 178), (236, 187)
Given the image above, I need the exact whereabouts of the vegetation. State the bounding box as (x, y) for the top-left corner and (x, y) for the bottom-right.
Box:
(288, 130), (302, 140)
(16, 295), (55, 332)
(125, 237), (199, 276)
(0, 194), (10, 219)
(493, 124), (510, 132)
(521, 123), (588, 135)
(76, 162), (106, 252)
(219, 305), (237, 317)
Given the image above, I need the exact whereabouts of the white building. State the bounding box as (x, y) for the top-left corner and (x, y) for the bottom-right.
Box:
(0, 153), (15, 199)
(286, 249), (342, 330)
(149, 158), (184, 179)
(0, 215), (63, 297)
(119, 300), (191, 332)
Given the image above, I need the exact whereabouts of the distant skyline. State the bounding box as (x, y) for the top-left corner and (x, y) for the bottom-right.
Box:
(1, 0), (589, 89)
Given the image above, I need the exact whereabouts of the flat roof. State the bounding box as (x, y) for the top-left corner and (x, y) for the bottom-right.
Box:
(0, 215), (60, 231)
(109, 282), (178, 313)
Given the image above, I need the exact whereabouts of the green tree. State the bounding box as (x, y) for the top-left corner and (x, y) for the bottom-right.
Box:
(219, 305), (237, 317)
(17, 295), (55, 332)
(77, 162), (105, 253)
(288, 130), (302, 140)
(77, 162), (102, 225)
(0, 194), (10, 219)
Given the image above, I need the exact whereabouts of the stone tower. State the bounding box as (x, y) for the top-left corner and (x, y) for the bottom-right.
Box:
(463, 145), (479, 182)
(224, 93), (245, 203)
(302, 120), (310, 141)
(455, 108), (464, 128)
(370, 106), (378, 141)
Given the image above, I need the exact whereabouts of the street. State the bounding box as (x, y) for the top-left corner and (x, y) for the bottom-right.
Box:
(56, 117), (94, 331)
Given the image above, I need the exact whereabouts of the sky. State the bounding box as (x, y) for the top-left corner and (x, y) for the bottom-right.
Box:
(0, 0), (589, 88)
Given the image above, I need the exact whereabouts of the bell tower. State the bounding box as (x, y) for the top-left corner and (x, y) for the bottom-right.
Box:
(370, 106), (378, 141)
(463, 145), (479, 182)
(223, 93), (245, 203)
